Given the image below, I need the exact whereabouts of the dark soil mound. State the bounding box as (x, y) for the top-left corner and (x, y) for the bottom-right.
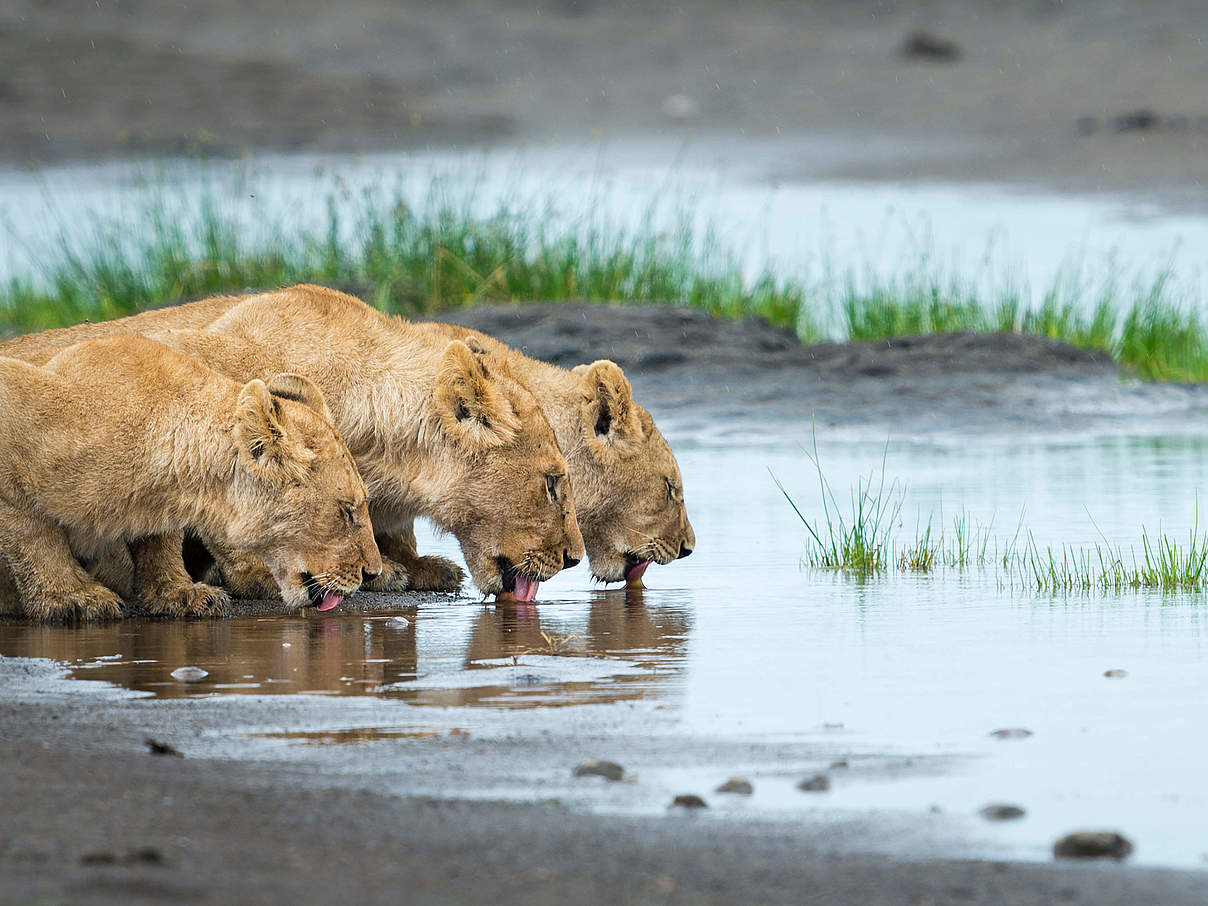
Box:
(430, 302), (1207, 438)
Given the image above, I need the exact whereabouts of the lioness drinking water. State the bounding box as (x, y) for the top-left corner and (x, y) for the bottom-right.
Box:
(0, 335), (381, 621)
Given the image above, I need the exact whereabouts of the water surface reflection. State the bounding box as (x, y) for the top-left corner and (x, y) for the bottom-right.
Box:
(0, 590), (690, 708)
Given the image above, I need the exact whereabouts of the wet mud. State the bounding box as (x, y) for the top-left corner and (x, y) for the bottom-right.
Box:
(432, 303), (1208, 439)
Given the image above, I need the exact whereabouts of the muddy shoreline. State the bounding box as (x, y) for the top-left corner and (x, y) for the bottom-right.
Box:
(432, 302), (1208, 440)
(3, 656), (1207, 906)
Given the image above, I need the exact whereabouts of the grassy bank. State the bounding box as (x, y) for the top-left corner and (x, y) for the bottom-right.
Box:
(4, 180), (1207, 381)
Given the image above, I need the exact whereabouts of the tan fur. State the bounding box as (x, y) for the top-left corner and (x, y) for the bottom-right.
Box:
(10, 289), (586, 597)
(0, 285), (683, 588)
(0, 335), (380, 621)
(413, 329), (695, 582)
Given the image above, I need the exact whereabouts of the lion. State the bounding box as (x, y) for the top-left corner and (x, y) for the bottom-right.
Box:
(412, 322), (696, 586)
(0, 334), (381, 621)
(0, 285), (693, 589)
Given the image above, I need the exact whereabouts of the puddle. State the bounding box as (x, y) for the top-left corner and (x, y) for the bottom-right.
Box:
(4, 438), (1208, 866)
(0, 594), (688, 706)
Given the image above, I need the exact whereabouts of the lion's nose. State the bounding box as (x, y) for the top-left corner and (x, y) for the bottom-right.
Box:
(562, 551), (581, 569)
(362, 566), (381, 583)
(676, 542), (693, 560)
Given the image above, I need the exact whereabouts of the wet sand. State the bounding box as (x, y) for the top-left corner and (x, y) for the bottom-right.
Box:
(5, 0), (1208, 202)
(3, 655), (1207, 906)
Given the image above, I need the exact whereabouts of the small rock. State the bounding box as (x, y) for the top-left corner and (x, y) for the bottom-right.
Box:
(980, 803), (1026, 821)
(1104, 669), (1128, 679)
(661, 94), (700, 121)
(829, 759), (849, 770)
(82, 847), (165, 867)
(989, 728), (1033, 740)
(670, 794), (707, 809)
(574, 759), (624, 782)
(715, 777), (753, 795)
(798, 774), (830, 792)
(170, 666), (208, 683)
(1112, 109), (1160, 133)
(145, 738), (183, 758)
(899, 30), (962, 62)
(385, 616), (411, 629)
(1053, 831), (1133, 860)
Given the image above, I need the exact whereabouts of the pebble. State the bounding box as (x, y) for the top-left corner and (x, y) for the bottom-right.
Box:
(670, 794), (707, 809)
(798, 774), (830, 792)
(170, 666), (208, 683)
(980, 803), (1026, 821)
(989, 728), (1033, 740)
(385, 616), (411, 629)
(1104, 669), (1128, 678)
(715, 777), (753, 795)
(1053, 831), (1133, 860)
(899, 30), (962, 61)
(573, 759), (624, 782)
(145, 738), (183, 758)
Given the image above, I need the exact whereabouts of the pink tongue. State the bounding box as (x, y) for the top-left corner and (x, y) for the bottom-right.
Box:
(513, 575), (540, 603)
(625, 560), (652, 587)
(316, 592), (343, 613)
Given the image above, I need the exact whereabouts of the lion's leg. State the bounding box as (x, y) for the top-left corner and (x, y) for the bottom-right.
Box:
(88, 546), (134, 600)
(372, 521), (464, 592)
(131, 532), (231, 618)
(199, 535), (283, 601)
(0, 502), (123, 622)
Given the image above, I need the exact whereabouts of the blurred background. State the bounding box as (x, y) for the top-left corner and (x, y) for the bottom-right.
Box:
(6, 0), (1208, 195)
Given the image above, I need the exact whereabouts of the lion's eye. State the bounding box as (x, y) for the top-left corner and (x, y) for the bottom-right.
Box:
(342, 505), (357, 526)
(545, 474), (560, 500)
(665, 478), (681, 502)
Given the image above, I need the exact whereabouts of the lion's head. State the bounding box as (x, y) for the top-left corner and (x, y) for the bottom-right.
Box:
(425, 340), (585, 601)
(568, 360), (695, 585)
(228, 373), (382, 611)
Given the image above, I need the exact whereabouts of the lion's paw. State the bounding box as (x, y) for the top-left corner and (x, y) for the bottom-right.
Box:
(363, 558), (411, 593)
(28, 585), (125, 622)
(406, 555), (465, 592)
(144, 581), (232, 618)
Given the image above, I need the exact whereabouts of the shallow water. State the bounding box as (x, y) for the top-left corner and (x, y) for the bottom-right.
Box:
(5, 433), (1208, 867)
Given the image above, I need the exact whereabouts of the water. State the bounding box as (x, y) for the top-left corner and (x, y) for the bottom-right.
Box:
(5, 140), (1208, 867)
(4, 433), (1208, 867)
(4, 138), (1208, 307)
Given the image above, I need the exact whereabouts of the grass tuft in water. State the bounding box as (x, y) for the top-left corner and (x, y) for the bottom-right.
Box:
(774, 435), (900, 574)
(786, 453), (1208, 594)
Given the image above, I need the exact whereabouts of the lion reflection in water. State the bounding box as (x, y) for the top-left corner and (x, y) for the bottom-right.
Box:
(0, 593), (690, 704)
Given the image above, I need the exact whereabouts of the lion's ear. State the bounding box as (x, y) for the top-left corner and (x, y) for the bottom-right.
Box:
(235, 378), (316, 482)
(577, 360), (642, 455)
(267, 373), (332, 423)
(433, 340), (519, 450)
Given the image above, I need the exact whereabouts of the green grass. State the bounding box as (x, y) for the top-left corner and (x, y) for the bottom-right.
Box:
(1, 183), (816, 339)
(783, 453), (1208, 593)
(4, 174), (1208, 381)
